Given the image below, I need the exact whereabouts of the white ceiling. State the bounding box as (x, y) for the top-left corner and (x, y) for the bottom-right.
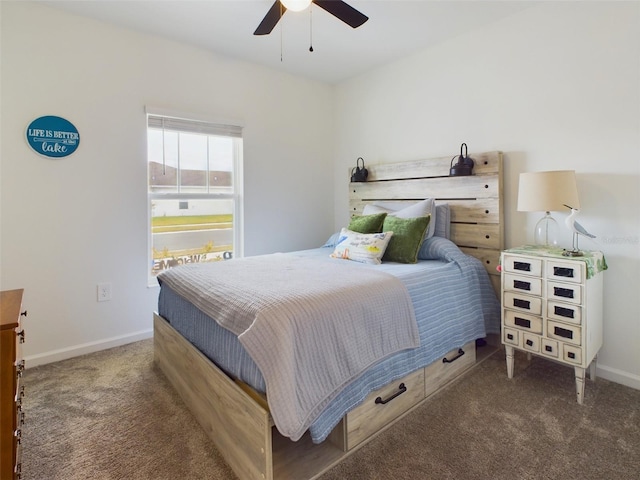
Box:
(43, 0), (534, 84)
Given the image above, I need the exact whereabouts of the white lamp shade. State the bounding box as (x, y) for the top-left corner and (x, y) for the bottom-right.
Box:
(281, 0), (312, 12)
(517, 170), (580, 212)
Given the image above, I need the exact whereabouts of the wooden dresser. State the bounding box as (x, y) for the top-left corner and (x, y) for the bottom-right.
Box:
(1, 289), (25, 480)
(501, 247), (605, 404)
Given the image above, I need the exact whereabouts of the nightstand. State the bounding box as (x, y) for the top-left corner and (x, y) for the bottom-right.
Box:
(500, 246), (606, 404)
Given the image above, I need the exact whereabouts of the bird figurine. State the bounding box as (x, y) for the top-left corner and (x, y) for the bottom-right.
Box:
(563, 204), (596, 256)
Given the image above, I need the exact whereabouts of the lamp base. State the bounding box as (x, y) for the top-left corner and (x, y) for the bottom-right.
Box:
(534, 212), (559, 246)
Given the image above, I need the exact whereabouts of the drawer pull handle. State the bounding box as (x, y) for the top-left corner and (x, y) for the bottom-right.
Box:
(554, 326), (574, 339)
(513, 261), (531, 272)
(553, 267), (574, 278)
(507, 333), (514, 340)
(513, 298), (530, 310)
(514, 280), (531, 291)
(442, 348), (465, 364)
(545, 345), (553, 352)
(525, 339), (534, 347)
(15, 360), (25, 377)
(375, 383), (407, 405)
(17, 330), (25, 344)
(21, 310), (27, 317)
(554, 306), (575, 319)
(514, 317), (531, 329)
(554, 287), (574, 299)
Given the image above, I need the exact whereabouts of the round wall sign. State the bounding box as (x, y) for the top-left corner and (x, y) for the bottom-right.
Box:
(25, 116), (80, 158)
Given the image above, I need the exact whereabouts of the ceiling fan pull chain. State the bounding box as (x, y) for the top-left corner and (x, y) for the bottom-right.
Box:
(309, 7), (314, 52)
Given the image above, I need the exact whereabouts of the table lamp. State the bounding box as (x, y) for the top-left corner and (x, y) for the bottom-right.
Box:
(517, 170), (580, 246)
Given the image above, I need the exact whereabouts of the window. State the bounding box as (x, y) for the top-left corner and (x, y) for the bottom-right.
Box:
(147, 113), (243, 281)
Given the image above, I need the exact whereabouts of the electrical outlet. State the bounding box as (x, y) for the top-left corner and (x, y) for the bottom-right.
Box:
(97, 283), (112, 302)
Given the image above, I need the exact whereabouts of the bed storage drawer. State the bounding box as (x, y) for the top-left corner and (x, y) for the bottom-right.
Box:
(346, 368), (425, 450)
(424, 340), (476, 398)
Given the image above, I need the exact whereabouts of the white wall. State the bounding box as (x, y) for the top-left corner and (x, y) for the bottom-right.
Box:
(334, 2), (640, 388)
(0, 2), (335, 364)
(2, 2), (638, 391)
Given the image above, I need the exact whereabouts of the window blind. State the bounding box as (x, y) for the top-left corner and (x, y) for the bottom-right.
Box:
(147, 115), (242, 138)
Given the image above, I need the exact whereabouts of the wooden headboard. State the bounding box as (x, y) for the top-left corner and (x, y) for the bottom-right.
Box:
(348, 151), (504, 294)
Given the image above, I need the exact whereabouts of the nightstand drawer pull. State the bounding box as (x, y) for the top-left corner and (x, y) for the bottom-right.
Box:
(553, 287), (574, 299)
(507, 333), (514, 340)
(442, 348), (465, 364)
(514, 317), (531, 329)
(553, 266), (574, 278)
(545, 345), (553, 352)
(554, 326), (574, 340)
(554, 306), (575, 319)
(514, 280), (531, 291)
(568, 352), (576, 359)
(374, 383), (406, 405)
(513, 298), (530, 310)
(526, 339), (534, 347)
(514, 261), (531, 272)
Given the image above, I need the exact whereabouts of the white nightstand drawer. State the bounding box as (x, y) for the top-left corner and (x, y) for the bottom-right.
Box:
(503, 327), (520, 346)
(546, 260), (584, 284)
(547, 301), (582, 325)
(522, 333), (540, 353)
(540, 338), (559, 358)
(504, 273), (542, 296)
(504, 310), (543, 334)
(503, 292), (542, 315)
(547, 281), (582, 305)
(503, 255), (542, 277)
(547, 320), (581, 346)
(563, 344), (583, 365)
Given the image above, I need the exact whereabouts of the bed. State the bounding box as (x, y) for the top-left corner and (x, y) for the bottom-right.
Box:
(154, 151), (504, 479)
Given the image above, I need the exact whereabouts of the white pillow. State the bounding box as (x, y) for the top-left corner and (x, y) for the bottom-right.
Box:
(363, 198), (436, 239)
(434, 202), (450, 239)
(330, 228), (393, 265)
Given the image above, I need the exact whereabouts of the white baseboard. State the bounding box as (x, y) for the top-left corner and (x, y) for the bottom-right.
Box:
(25, 329), (153, 368)
(597, 364), (640, 391)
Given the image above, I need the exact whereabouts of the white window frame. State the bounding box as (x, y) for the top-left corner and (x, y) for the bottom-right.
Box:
(145, 107), (243, 286)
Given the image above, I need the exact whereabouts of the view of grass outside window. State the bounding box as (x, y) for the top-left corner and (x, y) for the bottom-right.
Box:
(147, 114), (242, 280)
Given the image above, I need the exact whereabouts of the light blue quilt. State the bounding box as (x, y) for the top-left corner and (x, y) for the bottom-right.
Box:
(158, 236), (500, 443)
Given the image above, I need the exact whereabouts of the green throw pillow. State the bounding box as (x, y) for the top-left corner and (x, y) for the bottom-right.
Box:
(348, 212), (387, 234)
(382, 215), (431, 263)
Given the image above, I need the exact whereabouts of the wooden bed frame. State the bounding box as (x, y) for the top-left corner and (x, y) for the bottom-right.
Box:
(154, 151), (504, 479)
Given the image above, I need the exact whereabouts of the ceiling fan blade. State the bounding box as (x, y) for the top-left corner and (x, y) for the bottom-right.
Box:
(254, 1), (285, 36)
(313, 0), (368, 29)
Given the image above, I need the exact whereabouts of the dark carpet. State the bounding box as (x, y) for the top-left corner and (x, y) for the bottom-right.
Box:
(21, 339), (640, 479)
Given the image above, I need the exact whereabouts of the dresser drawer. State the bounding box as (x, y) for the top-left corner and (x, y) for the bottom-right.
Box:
(540, 338), (559, 358)
(503, 327), (520, 347)
(504, 310), (543, 334)
(563, 344), (583, 365)
(547, 281), (582, 305)
(503, 255), (542, 277)
(504, 273), (542, 296)
(424, 341), (476, 398)
(547, 301), (582, 325)
(546, 260), (584, 284)
(547, 320), (581, 346)
(503, 292), (542, 315)
(346, 367), (425, 450)
(522, 333), (541, 353)
(14, 441), (22, 480)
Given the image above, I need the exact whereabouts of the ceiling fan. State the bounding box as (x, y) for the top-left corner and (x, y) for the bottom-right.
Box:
(254, 0), (368, 36)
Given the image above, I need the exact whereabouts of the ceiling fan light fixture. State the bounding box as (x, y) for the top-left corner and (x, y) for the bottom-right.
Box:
(281, 0), (312, 12)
